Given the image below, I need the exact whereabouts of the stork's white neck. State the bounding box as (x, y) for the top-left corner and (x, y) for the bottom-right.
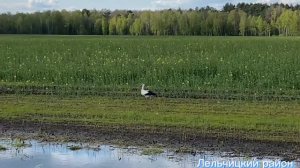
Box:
(141, 84), (145, 90)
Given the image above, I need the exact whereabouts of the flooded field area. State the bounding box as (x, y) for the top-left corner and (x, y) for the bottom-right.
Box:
(0, 139), (298, 168)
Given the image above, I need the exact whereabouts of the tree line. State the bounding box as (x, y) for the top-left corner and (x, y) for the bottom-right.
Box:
(0, 3), (300, 36)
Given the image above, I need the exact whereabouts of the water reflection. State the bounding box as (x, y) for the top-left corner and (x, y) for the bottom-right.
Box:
(0, 139), (299, 168)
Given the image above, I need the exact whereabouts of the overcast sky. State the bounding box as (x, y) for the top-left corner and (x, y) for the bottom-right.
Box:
(0, 0), (299, 13)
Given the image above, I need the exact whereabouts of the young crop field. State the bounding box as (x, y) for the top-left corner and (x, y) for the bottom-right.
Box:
(0, 35), (300, 150)
(0, 35), (300, 99)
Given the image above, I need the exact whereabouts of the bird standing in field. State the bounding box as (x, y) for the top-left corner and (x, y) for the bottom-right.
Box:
(141, 84), (157, 98)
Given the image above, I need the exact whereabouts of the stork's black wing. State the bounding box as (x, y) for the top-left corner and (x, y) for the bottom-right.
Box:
(145, 90), (157, 96)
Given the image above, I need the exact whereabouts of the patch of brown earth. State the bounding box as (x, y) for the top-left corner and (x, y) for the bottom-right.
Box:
(0, 121), (299, 161)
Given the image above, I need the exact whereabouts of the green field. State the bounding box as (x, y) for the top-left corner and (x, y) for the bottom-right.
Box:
(0, 35), (300, 144)
(0, 35), (300, 99)
(0, 95), (300, 143)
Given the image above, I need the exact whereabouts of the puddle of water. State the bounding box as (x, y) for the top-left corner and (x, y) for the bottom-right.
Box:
(0, 139), (298, 168)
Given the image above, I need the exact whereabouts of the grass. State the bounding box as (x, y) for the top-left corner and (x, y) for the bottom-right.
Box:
(0, 95), (299, 143)
(141, 147), (164, 155)
(0, 145), (7, 151)
(0, 35), (299, 145)
(67, 145), (82, 151)
(175, 147), (197, 155)
(0, 36), (300, 99)
(11, 138), (29, 148)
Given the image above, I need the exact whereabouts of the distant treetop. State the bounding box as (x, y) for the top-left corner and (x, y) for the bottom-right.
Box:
(0, 3), (299, 36)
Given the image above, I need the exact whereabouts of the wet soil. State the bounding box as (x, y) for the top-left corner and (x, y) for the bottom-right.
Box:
(0, 120), (299, 161)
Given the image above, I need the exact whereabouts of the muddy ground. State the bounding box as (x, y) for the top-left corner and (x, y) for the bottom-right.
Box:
(0, 120), (299, 161)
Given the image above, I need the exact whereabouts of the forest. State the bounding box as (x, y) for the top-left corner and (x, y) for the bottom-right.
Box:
(0, 3), (300, 36)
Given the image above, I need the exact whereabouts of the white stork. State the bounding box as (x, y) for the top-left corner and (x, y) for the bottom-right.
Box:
(141, 84), (157, 98)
